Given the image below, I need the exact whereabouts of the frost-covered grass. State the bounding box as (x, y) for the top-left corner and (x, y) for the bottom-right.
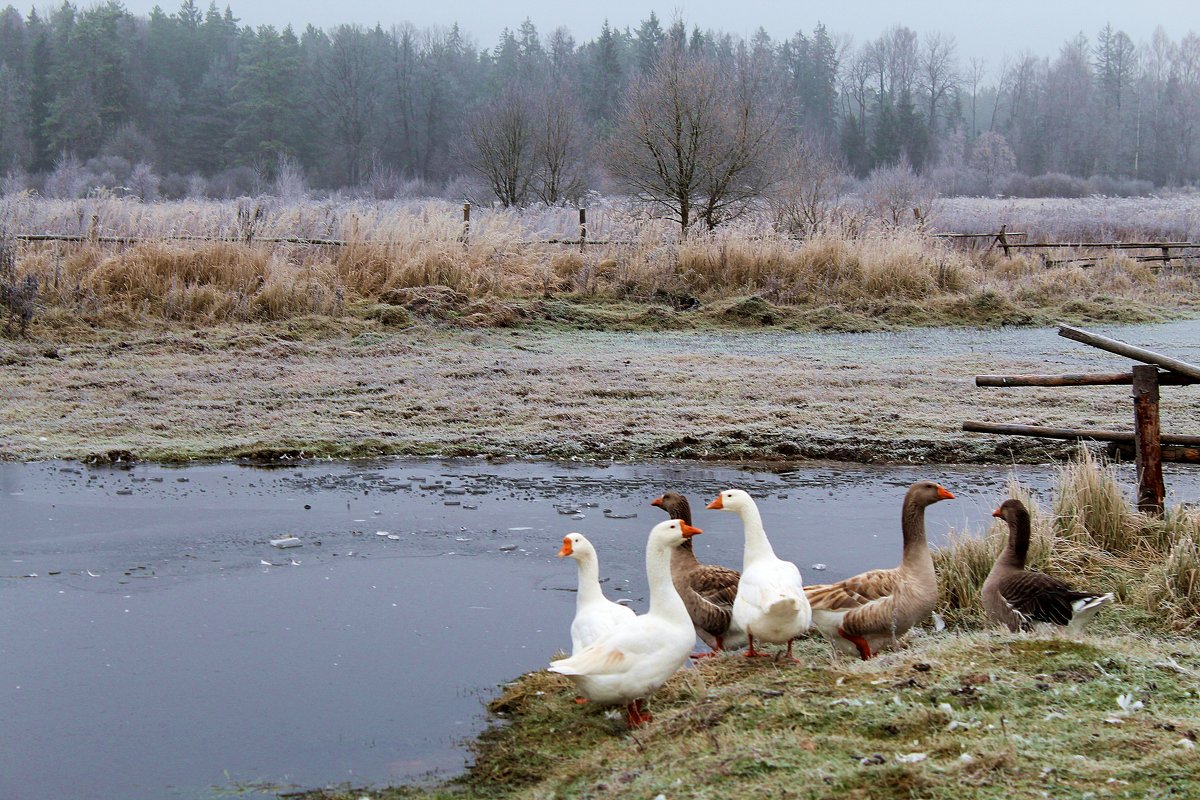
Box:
(934, 195), (1200, 242)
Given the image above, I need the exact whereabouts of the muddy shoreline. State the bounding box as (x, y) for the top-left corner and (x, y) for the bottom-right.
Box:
(3, 319), (1199, 466)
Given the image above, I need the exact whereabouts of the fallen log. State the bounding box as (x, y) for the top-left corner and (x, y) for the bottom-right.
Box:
(976, 371), (1196, 387)
(962, 420), (1200, 447)
(1057, 324), (1200, 381)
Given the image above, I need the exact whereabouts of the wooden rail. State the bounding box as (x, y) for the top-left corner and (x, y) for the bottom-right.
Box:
(962, 420), (1200, 447)
(976, 371), (1197, 387)
(1058, 325), (1200, 381)
(965, 325), (1200, 514)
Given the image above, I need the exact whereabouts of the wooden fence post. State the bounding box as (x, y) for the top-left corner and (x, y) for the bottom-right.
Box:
(996, 224), (1010, 257)
(461, 202), (470, 249)
(578, 207), (587, 254)
(1132, 364), (1165, 515)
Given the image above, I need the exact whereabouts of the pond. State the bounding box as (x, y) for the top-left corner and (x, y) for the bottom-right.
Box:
(3, 456), (1199, 799)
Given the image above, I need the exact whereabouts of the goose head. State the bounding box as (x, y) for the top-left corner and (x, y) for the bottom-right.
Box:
(558, 532), (596, 561)
(651, 492), (692, 525)
(706, 488), (754, 513)
(991, 498), (1030, 525)
(648, 518), (703, 549)
(906, 480), (955, 508)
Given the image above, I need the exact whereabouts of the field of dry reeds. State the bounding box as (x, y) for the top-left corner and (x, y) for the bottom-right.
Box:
(3, 194), (1200, 332)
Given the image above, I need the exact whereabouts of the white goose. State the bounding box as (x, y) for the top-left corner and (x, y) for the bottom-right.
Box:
(708, 489), (811, 660)
(548, 518), (702, 728)
(558, 532), (636, 655)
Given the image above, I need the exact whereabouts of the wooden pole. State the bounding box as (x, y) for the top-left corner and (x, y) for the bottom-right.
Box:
(962, 420), (1200, 446)
(996, 224), (1010, 257)
(1058, 324), (1200, 381)
(1132, 364), (1165, 515)
(461, 202), (470, 249)
(579, 207), (587, 254)
(976, 371), (1195, 387)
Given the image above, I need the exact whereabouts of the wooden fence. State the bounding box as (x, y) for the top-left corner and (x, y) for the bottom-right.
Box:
(964, 325), (1200, 514)
(8, 211), (1200, 266)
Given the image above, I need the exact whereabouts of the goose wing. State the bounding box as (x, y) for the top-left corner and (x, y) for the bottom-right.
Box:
(806, 568), (900, 610)
(996, 570), (1094, 627)
(684, 563), (740, 636)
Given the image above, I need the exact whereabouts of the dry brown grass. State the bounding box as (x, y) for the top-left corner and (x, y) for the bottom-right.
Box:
(4, 196), (1198, 330)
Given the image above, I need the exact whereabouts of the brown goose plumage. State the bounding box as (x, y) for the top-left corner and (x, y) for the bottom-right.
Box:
(651, 492), (746, 653)
(982, 499), (1114, 633)
(805, 481), (954, 659)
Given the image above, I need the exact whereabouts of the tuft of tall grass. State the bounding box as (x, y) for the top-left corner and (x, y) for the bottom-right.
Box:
(1145, 530), (1200, 629)
(1052, 447), (1144, 556)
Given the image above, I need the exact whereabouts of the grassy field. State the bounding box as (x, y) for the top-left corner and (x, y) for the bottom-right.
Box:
(5, 319), (1200, 464)
(298, 454), (1200, 800)
(4, 197), (1200, 464)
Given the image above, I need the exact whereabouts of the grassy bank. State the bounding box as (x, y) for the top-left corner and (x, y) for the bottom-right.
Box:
(300, 452), (1200, 800)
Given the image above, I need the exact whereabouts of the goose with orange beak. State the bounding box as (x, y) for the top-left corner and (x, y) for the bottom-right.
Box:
(557, 533), (636, 656)
(982, 498), (1113, 633)
(548, 518), (703, 728)
(805, 481), (954, 660)
(651, 492), (745, 656)
(708, 489), (811, 660)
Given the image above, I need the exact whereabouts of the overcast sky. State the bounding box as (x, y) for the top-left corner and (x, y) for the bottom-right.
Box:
(116, 0), (1199, 78)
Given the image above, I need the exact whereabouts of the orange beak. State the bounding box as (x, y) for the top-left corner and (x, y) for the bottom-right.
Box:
(936, 485), (955, 501)
(650, 496), (664, 508)
(706, 494), (724, 510)
(991, 507), (1002, 518)
(557, 537), (573, 557)
(681, 522), (703, 537)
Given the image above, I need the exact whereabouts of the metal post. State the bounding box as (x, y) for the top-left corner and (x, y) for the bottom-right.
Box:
(1131, 364), (1165, 515)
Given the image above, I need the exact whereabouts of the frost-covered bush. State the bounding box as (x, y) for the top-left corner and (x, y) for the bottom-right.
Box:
(206, 167), (258, 199)
(862, 161), (938, 226)
(128, 163), (161, 202)
(44, 155), (88, 199)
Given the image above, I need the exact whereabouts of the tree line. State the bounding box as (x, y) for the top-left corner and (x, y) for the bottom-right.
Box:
(0, 1), (1198, 208)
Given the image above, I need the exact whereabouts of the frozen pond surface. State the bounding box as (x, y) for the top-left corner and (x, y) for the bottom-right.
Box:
(3, 456), (1199, 799)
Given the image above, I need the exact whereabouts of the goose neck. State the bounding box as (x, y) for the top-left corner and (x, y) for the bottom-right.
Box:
(574, 554), (604, 607)
(737, 504), (777, 563)
(900, 502), (934, 574)
(647, 540), (690, 622)
(1001, 517), (1031, 569)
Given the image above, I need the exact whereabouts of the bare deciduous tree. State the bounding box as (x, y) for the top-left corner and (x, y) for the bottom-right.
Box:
(607, 43), (780, 233)
(969, 130), (1016, 193)
(533, 88), (589, 204)
(768, 132), (848, 234)
(863, 159), (937, 226)
(466, 86), (535, 207)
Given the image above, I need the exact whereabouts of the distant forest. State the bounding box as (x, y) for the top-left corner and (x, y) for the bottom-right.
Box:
(0, 1), (1198, 201)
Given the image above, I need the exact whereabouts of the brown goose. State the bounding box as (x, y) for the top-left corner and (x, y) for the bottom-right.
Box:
(983, 499), (1114, 633)
(651, 492), (746, 655)
(805, 480), (954, 660)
